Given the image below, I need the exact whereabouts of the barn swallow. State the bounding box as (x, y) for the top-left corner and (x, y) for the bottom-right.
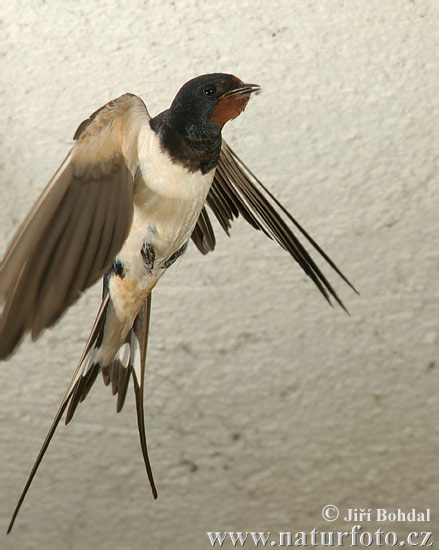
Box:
(1, 73), (356, 532)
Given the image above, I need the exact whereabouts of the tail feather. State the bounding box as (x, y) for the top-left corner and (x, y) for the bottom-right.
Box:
(131, 294), (157, 498)
(102, 342), (133, 412)
(65, 363), (100, 423)
(7, 292), (156, 534)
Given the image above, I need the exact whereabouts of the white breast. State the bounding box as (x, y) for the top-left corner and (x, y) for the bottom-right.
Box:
(117, 125), (215, 281)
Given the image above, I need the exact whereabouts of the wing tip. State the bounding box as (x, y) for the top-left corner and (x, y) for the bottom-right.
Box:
(219, 141), (358, 312)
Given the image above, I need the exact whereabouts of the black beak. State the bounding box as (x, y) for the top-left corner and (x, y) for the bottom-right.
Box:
(222, 83), (261, 98)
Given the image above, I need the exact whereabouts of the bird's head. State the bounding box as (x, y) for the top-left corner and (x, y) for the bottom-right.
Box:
(169, 73), (261, 135)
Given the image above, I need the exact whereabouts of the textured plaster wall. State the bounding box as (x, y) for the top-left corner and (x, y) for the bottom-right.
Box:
(1, 1), (438, 549)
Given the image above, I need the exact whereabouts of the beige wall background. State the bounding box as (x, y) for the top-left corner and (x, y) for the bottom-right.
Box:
(1, 1), (437, 549)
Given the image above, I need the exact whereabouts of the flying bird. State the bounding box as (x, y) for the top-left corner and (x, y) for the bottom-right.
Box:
(1, 73), (356, 532)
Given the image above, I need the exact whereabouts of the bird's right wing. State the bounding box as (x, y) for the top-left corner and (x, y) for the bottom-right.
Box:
(0, 93), (150, 359)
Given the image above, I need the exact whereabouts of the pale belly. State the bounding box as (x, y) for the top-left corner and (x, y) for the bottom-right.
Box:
(108, 147), (215, 325)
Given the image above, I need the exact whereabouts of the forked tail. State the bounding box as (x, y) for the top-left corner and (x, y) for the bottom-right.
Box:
(7, 293), (156, 534)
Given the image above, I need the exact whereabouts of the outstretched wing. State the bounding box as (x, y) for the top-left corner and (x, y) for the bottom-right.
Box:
(0, 93), (150, 359)
(191, 140), (357, 310)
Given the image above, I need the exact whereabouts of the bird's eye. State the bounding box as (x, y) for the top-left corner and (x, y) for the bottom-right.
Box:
(203, 85), (217, 97)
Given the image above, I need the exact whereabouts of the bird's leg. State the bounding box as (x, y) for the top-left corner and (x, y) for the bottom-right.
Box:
(141, 242), (156, 270)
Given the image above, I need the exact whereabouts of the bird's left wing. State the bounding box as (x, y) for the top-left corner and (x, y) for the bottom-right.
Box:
(191, 140), (357, 310)
(0, 93), (150, 359)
